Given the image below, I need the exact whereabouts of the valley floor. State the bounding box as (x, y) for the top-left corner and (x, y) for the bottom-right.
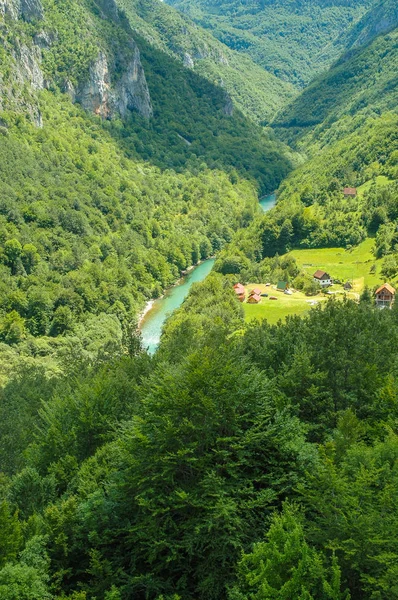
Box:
(243, 238), (385, 324)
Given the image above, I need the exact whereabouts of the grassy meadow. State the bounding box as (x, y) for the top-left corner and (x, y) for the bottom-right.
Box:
(243, 285), (329, 324)
(289, 238), (383, 293)
(243, 235), (393, 324)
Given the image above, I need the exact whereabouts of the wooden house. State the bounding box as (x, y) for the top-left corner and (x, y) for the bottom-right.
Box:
(249, 287), (262, 297)
(343, 187), (357, 198)
(233, 283), (246, 302)
(375, 283), (396, 308)
(313, 270), (332, 287)
(247, 293), (261, 304)
(344, 281), (353, 291)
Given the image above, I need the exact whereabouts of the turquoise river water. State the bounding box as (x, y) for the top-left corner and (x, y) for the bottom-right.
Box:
(140, 193), (276, 354)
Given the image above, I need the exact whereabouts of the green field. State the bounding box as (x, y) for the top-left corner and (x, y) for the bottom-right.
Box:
(243, 237), (392, 324)
(290, 238), (384, 292)
(357, 175), (392, 197)
(243, 284), (329, 324)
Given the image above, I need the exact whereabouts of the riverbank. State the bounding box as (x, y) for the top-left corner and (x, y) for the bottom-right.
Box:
(137, 257), (216, 327)
(139, 258), (216, 354)
(139, 193), (277, 354)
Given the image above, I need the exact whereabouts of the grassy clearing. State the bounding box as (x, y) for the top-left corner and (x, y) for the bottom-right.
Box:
(357, 175), (392, 197)
(242, 284), (330, 324)
(243, 236), (391, 324)
(289, 238), (384, 292)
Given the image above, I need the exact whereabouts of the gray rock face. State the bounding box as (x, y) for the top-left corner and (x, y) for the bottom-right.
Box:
(0, 0), (44, 21)
(94, 0), (120, 23)
(115, 46), (153, 119)
(183, 52), (194, 69)
(76, 48), (153, 120)
(16, 43), (44, 90)
(0, 0), (19, 19)
(223, 93), (233, 117)
(20, 0), (44, 21)
(77, 52), (112, 118)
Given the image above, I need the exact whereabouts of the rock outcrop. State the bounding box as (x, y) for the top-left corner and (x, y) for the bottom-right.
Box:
(183, 52), (194, 69)
(0, 0), (43, 21)
(223, 93), (233, 117)
(1, 0), (152, 121)
(94, 0), (120, 23)
(0, 0), (19, 19)
(115, 46), (153, 119)
(15, 43), (44, 90)
(20, 0), (44, 21)
(75, 47), (153, 120)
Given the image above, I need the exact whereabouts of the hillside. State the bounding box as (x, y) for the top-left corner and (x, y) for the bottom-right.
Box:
(210, 21), (398, 298)
(165, 0), (375, 87)
(274, 26), (398, 148)
(3, 1), (398, 600)
(344, 0), (398, 49)
(0, 0), (293, 377)
(115, 0), (296, 123)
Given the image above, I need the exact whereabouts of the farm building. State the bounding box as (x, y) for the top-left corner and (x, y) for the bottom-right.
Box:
(249, 287), (262, 297)
(375, 283), (395, 308)
(233, 283), (246, 302)
(313, 270), (332, 287)
(344, 281), (353, 291)
(343, 187), (357, 198)
(247, 293), (261, 304)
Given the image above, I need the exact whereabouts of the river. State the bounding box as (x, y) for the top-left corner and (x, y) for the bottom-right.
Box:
(140, 193), (277, 354)
(259, 192), (276, 212)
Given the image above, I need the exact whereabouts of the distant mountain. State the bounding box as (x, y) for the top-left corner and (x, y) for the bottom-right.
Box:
(266, 24), (398, 250)
(344, 0), (398, 49)
(165, 0), (376, 87)
(116, 0), (295, 123)
(274, 26), (398, 145)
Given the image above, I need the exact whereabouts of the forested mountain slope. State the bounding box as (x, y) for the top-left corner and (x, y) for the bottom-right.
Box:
(165, 0), (375, 87)
(343, 0), (398, 49)
(2, 1), (398, 600)
(3, 272), (398, 600)
(212, 21), (398, 278)
(0, 0), (292, 377)
(274, 25), (398, 147)
(115, 0), (296, 123)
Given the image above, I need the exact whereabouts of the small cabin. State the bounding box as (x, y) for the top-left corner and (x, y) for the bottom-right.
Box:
(233, 283), (246, 302)
(375, 283), (396, 309)
(343, 187), (357, 198)
(247, 293), (261, 304)
(313, 270), (332, 287)
(344, 281), (353, 291)
(249, 287), (262, 297)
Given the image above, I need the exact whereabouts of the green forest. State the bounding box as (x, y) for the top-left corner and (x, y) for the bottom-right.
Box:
(164, 0), (375, 87)
(1, 0), (398, 598)
(3, 276), (398, 599)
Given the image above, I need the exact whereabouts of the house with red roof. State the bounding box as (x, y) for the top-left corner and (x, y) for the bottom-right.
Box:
(247, 293), (261, 304)
(233, 283), (246, 302)
(313, 270), (332, 287)
(375, 283), (396, 308)
(249, 287), (262, 297)
(343, 187), (357, 198)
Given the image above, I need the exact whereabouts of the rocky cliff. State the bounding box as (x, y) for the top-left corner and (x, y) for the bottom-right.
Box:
(0, 0), (152, 122)
(0, 0), (43, 21)
(73, 46), (152, 120)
